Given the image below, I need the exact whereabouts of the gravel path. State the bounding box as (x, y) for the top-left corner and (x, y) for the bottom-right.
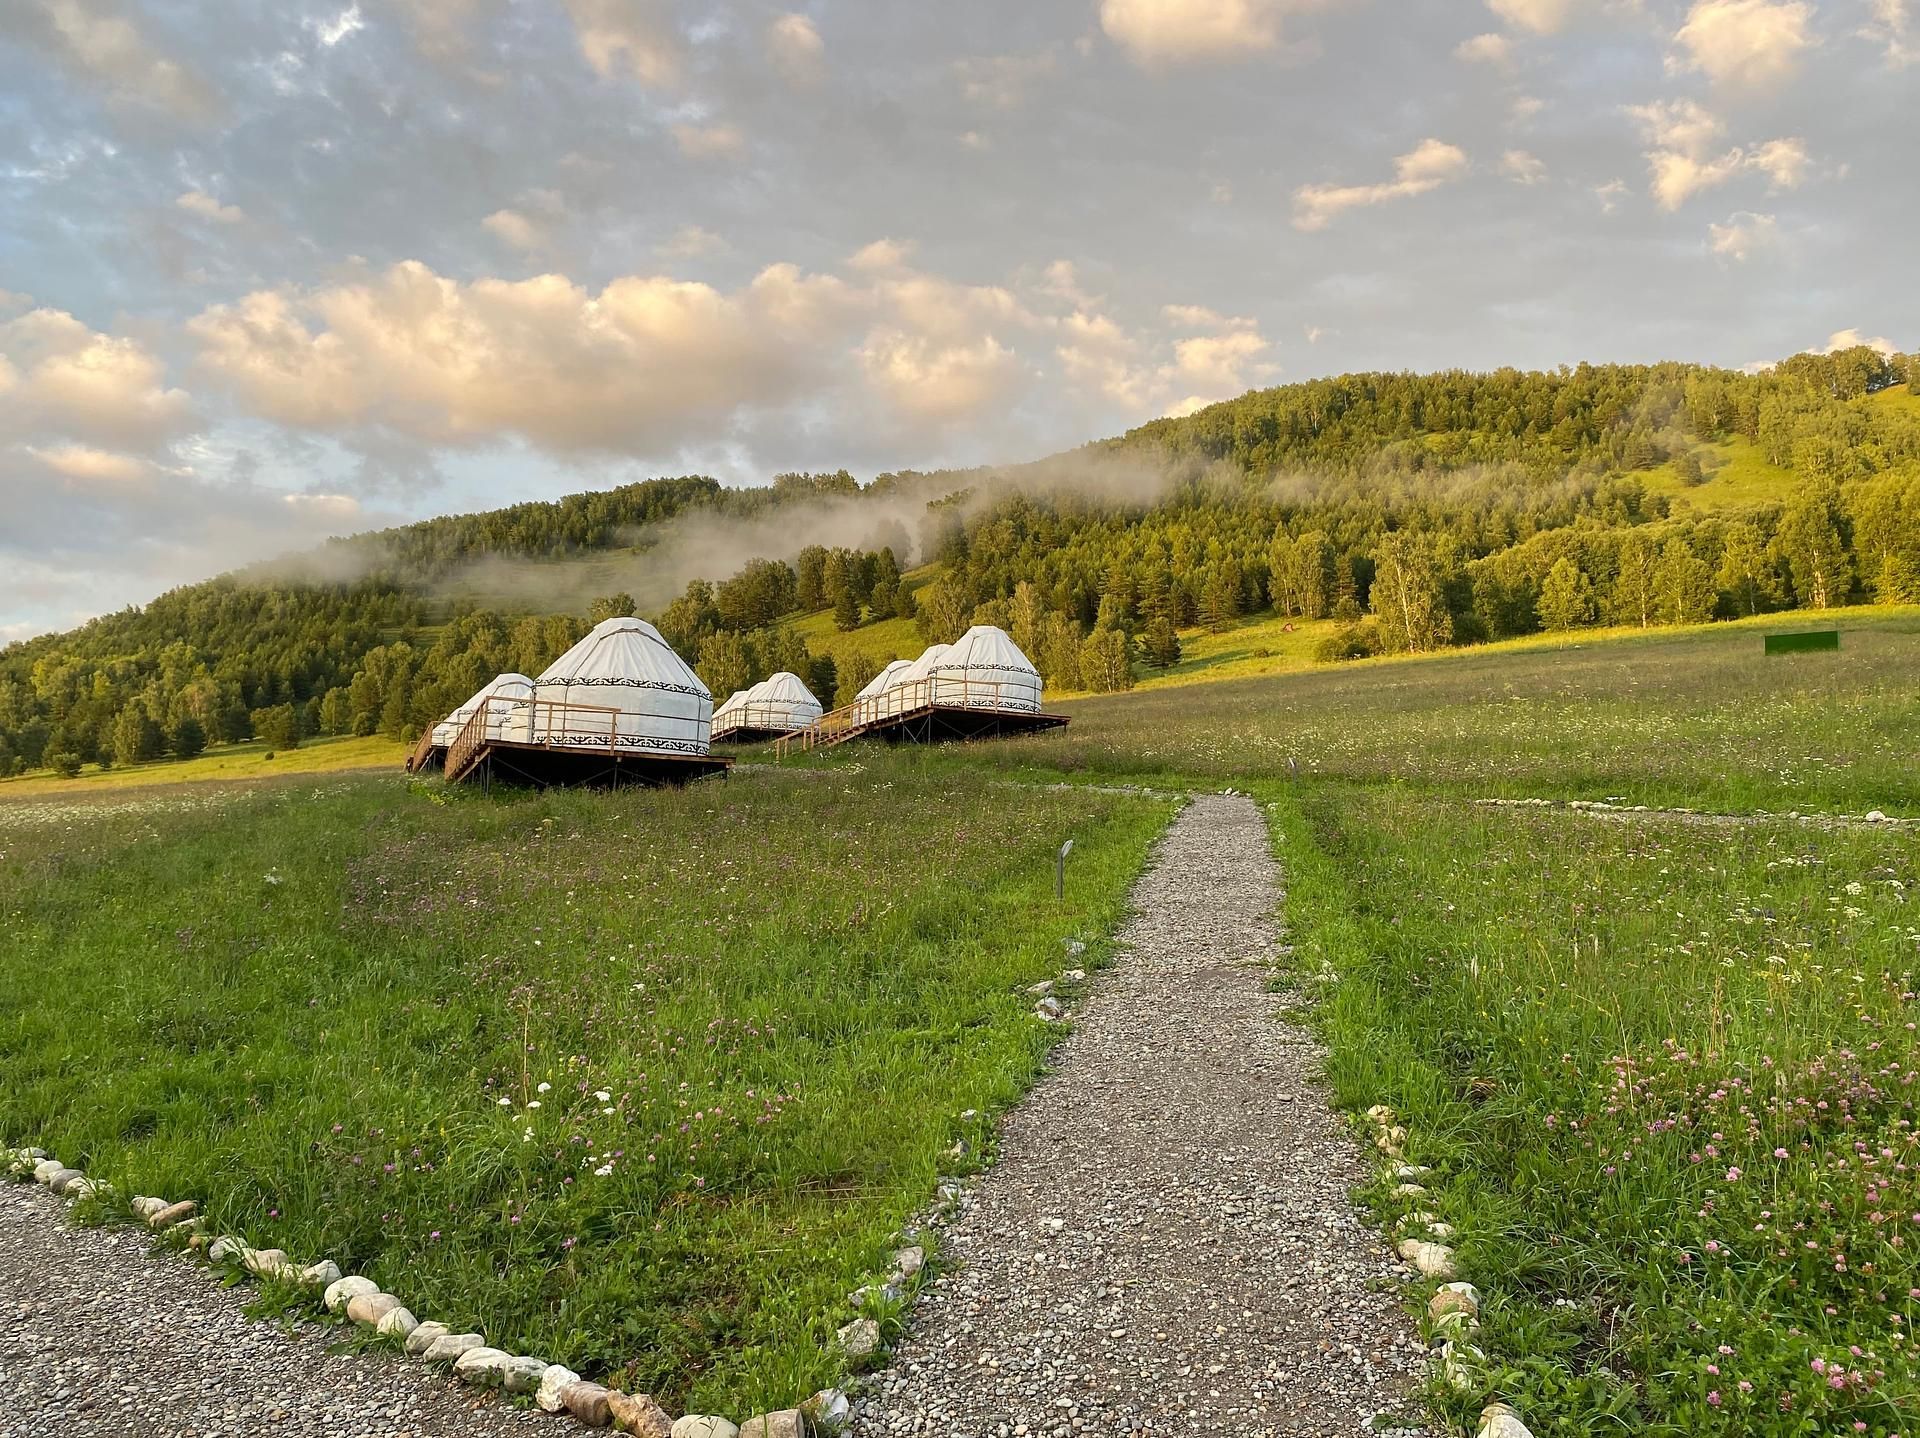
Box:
(853, 793), (1425, 1438)
(0, 1182), (553, 1438)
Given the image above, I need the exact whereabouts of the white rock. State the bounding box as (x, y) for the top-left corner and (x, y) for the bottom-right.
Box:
(1033, 997), (1063, 1021)
(129, 1194), (164, 1217)
(1479, 1402), (1535, 1438)
(405, 1321), (452, 1358)
(322, 1275), (380, 1313)
(1441, 1340), (1485, 1392)
(836, 1317), (881, 1359)
(1397, 1238), (1457, 1278)
(1390, 1183), (1428, 1200)
(894, 1245), (925, 1278)
(34, 1160), (66, 1186)
(375, 1305), (419, 1339)
(46, 1168), (87, 1195)
(207, 1236), (246, 1265)
(423, 1332), (486, 1364)
(64, 1177), (103, 1200)
(1866, 810), (1888, 823)
(500, 1355), (549, 1393)
(535, 1364), (582, 1413)
(1391, 1163), (1432, 1180)
(1025, 980), (1055, 996)
(452, 1345), (512, 1386)
(672, 1418), (740, 1438)
(803, 1388), (852, 1433)
(299, 1260), (342, 1288)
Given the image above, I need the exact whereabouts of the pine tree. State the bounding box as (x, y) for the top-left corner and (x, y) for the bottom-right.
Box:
(169, 715), (207, 759)
(1142, 616), (1182, 668)
(832, 587), (861, 631)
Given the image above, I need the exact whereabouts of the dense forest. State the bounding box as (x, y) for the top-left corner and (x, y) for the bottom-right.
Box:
(3, 347), (1916, 777)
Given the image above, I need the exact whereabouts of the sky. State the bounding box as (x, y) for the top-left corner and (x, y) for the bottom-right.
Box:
(1, 0), (1914, 641)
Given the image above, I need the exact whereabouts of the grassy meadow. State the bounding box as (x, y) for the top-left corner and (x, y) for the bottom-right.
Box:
(1277, 789), (1920, 1435)
(0, 733), (408, 799)
(0, 765), (1170, 1413)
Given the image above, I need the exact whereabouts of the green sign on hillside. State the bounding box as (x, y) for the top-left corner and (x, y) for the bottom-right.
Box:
(1764, 629), (1841, 655)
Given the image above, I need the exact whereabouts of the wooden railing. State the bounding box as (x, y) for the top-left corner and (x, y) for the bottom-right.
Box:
(405, 729), (439, 773)
(712, 701), (822, 738)
(774, 675), (1038, 756)
(446, 694), (715, 780)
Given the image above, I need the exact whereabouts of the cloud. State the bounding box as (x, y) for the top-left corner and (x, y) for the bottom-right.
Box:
(176, 190), (244, 224)
(1672, 0), (1815, 87)
(1293, 138), (1470, 230)
(1859, 0), (1916, 64)
(482, 208), (548, 253)
(1708, 210), (1777, 260)
(857, 333), (1023, 423)
(1628, 101), (1810, 208)
(766, 13), (825, 85)
(1161, 303), (1254, 329)
(306, 4), (365, 47)
(1100, 0), (1318, 64)
(564, 0), (681, 87)
(23, 443), (153, 486)
(1594, 178), (1629, 212)
(7, 0), (218, 119)
(1502, 149), (1548, 183)
(672, 122), (746, 160)
(1455, 32), (1514, 63)
(1488, 0), (1576, 33)
(1820, 327), (1899, 356)
(849, 238), (915, 272)
(0, 306), (195, 454)
(658, 225), (727, 259)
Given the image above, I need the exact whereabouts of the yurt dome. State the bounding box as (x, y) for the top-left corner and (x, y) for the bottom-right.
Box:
(856, 658), (912, 717)
(742, 671), (823, 732)
(928, 626), (1043, 712)
(889, 643), (948, 706)
(712, 689), (751, 731)
(520, 617), (711, 755)
(432, 672), (534, 746)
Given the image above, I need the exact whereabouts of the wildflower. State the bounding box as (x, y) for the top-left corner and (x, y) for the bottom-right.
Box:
(1725, 1166), (1742, 1181)
(594, 1090), (611, 1102)
(537, 1082), (551, 1093)
(1706, 1391), (1721, 1407)
(526, 1101), (541, 1109)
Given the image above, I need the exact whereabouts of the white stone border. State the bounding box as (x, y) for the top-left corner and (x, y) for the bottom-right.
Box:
(2, 1144), (839, 1438)
(1361, 1107), (1538, 1438)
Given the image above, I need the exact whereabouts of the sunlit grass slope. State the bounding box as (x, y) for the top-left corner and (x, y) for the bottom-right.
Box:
(0, 734), (407, 800)
(0, 764), (1169, 1414)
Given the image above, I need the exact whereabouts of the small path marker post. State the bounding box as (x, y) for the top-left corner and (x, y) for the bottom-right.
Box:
(1056, 838), (1074, 904)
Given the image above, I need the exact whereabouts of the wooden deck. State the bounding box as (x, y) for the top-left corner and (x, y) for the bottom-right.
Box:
(774, 676), (1067, 757)
(404, 731), (443, 774)
(442, 696), (730, 790)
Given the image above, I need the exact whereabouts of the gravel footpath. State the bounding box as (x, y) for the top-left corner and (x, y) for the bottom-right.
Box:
(853, 793), (1426, 1438)
(0, 1182), (553, 1438)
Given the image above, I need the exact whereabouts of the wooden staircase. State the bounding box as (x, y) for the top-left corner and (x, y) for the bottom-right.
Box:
(405, 729), (440, 773)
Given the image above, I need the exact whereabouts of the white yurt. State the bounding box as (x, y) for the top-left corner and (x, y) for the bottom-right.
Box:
(741, 672), (823, 733)
(515, 617), (712, 756)
(927, 626), (1044, 712)
(855, 658), (913, 718)
(888, 642), (951, 712)
(711, 688), (751, 733)
(432, 673), (535, 747)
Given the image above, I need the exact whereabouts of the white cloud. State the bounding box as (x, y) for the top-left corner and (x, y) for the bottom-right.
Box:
(1488, 0), (1576, 33)
(176, 190), (244, 224)
(1672, 0), (1815, 88)
(1859, 0), (1916, 64)
(858, 333), (1023, 423)
(1628, 101), (1811, 208)
(24, 443), (153, 486)
(1293, 138), (1469, 231)
(672, 122), (745, 160)
(1820, 327), (1899, 356)
(482, 208), (547, 253)
(1708, 210), (1777, 260)
(848, 238), (914, 272)
(281, 491), (363, 520)
(1455, 32), (1514, 62)
(1510, 94), (1546, 124)
(658, 224), (726, 259)
(1502, 149), (1547, 183)
(0, 306), (195, 454)
(1594, 178), (1629, 212)
(767, 13), (824, 85)
(564, 0), (680, 87)
(307, 5), (365, 47)
(1161, 303), (1254, 329)
(1749, 136), (1810, 189)
(21, 0), (217, 118)
(1100, 0), (1319, 64)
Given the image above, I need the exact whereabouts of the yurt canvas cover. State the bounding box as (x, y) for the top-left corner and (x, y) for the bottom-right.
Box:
(520, 617), (711, 755)
(927, 626), (1043, 712)
(736, 671), (822, 732)
(712, 689), (751, 730)
(433, 673), (534, 746)
(856, 659), (912, 717)
(887, 643), (951, 711)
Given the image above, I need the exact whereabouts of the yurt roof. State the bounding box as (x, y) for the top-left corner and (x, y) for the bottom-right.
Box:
(858, 659), (913, 700)
(932, 625), (1041, 678)
(898, 642), (952, 683)
(536, 617), (709, 697)
(714, 688), (750, 720)
(446, 672), (534, 723)
(757, 671), (820, 707)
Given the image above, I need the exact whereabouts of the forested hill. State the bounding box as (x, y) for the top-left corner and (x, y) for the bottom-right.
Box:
(3, 348), (1917, 778)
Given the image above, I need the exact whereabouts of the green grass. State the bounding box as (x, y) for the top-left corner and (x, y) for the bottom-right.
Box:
(1645, 437), (1799, 513)
(0, 762), (1171, 1413)
(0, 734), (408, 798)
(956, 607), (1920, 813)
(1273, 785), (1920, 1435)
